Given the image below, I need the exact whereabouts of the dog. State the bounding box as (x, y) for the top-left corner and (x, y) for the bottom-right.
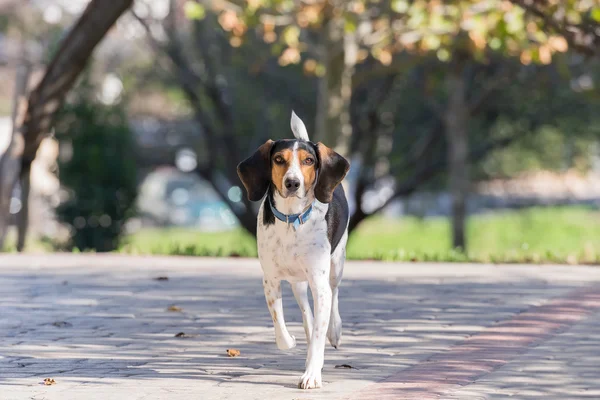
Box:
(237, 111), (350, 389)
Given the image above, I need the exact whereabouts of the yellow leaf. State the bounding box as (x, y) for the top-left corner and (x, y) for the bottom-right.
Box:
(184, 1), (205, 20)
(219, 10), (239, 32)
(300, 5), (321, 25)
(262, 21), (275, 33)
(315, 64), (326, 77)
(500, 0), (513, 12)
(469, 31), (486, 50)
(278, 47), (301, 66)
(167, 305), (183, 312)
(263, 31), (277, 43)
(548, 36), (568, 53)
(423, 35), (441, 50)
(350, 1), (365, 14)
(378, 50), (393, 66)
(489, 37), (501, 50)
(233, 21), (247, 37)
(345, 19), (357, 33)
(391, 0), (409, 13)
(538, 45), (552, 65)
(437, 48), (450, 62)
(303, 59), (317, 75)
(247, 0), (264, 11)
(230, 37), (243, 47)
(282, 26), (300, 47)
(226, 348), (241, 357)
(357, 49), (369, 63)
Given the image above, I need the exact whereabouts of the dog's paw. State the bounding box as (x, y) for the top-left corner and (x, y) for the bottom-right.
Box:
(276, 334), (296, 351)
(298, 369), (322, 389)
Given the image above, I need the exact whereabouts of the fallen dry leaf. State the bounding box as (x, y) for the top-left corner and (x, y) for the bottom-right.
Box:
(226, 349), (241, 357)
(43, 378), (56, 385)
(335, 364), (358, 370)
(154, 276), (169, 281)
(174, 332), (196, 338)
(167, 305), (183, 312)
(52, 321), (72, 328)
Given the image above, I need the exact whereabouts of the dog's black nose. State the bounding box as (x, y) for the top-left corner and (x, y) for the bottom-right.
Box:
(285, 178), (300, 192)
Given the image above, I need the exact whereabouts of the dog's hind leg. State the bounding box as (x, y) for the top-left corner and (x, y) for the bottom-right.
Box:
(292, 281), (314, 346)
(327, 231), (347, 349)
(263, 278), (296, 350)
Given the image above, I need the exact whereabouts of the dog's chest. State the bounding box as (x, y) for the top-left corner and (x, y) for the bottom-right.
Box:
(257, 202), (330, 280)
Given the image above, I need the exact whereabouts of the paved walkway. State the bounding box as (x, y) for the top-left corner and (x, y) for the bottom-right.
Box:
(1, 254), (600, 400)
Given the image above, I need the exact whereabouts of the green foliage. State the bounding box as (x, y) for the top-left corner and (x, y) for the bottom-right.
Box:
(200, 0), (595, 68)
(480, 126), (598, 177)
(374, 56), (600, 185)
(347, 207), (600, 263)
(120, 207), (600, 265)
(54, 81), (138, 252)
(184, 1), (206, 20)
(120, 228), (257, 257)
(0, 14), (9, 33)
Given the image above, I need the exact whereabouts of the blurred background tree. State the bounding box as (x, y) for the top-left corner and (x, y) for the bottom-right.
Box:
(0, 0), (134, 250)
(54, 76), (137, 252)
(0, 0), (599, 263)
(136, 0), (599, 250)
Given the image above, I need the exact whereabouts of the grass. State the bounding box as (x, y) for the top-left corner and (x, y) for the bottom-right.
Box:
(119, 228), (258, 257)
(118, 206), (600, 264)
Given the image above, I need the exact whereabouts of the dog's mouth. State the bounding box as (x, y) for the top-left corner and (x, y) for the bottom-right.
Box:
(280, 191), (304, 199)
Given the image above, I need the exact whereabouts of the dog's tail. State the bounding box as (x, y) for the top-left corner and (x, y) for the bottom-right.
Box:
(290, 110), (310, 141)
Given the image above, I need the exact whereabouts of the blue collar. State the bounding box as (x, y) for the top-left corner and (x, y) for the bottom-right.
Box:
(268, 196), (314, 231)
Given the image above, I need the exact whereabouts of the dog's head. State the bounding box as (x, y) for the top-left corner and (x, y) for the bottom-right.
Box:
(237, 112), (350, 203)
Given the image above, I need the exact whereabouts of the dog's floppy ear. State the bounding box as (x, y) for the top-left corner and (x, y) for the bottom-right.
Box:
(237, 140), (274, 201)
(314, 142), (350, 203)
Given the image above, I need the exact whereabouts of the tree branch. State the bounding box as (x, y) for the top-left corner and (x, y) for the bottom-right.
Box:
(22, 0), (135, 162)
(132, 9), (220, 171)
(352, 57), (418, 89)
(349, 134), (519, 232)
(468, 65), (512, 116)
(510, 0), (600, 57)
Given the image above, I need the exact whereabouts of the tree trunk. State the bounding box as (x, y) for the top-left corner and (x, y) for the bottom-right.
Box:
(0, 60), (31, 249)
(2, 0), (133, 249)
(21, 0), (134, 165)
(315, 18), (355, 157)
(444, 63), (469, 251)
(16, 160), (31, 251)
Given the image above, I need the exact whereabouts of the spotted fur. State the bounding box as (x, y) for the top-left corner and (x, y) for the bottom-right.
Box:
(237, 112), (350, 390)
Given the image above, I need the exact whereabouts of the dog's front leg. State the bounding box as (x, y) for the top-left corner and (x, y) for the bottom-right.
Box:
(263, 277), (296, 350)
(292, 281), (313, 346)
(298, 265), (332, 389)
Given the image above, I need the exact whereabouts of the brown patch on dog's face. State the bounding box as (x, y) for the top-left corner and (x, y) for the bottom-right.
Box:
(269, 139), (320, 199)
(270, 148), (293, 195)
(297, 148), (317, 190)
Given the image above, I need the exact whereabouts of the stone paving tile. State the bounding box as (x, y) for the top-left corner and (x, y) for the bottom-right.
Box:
(2, 255), (600, 399)
(350, 285), (600, 400)
(444, 307), (600, 400)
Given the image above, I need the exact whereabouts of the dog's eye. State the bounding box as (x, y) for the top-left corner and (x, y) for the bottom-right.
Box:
(304, 158), (314, 166)
(274, 156), (285, 164)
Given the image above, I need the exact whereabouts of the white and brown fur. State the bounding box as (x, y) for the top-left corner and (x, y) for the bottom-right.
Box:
(237, 112), (350, 389)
